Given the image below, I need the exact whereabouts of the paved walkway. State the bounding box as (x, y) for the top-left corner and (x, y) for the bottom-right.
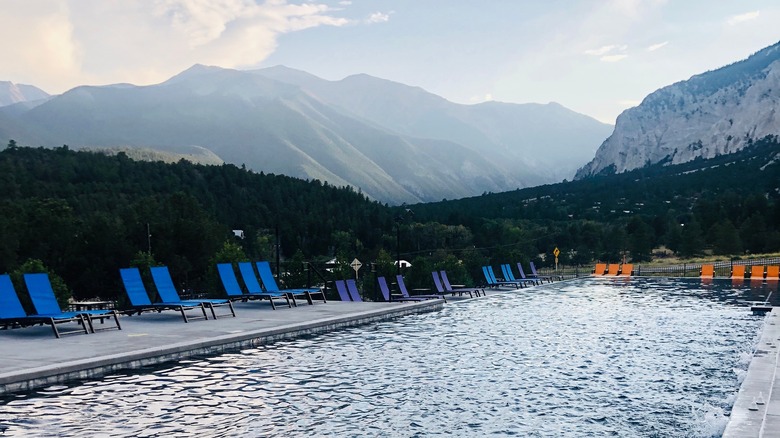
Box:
(724, 309), (780, 437)
(0, 298), (450, 395)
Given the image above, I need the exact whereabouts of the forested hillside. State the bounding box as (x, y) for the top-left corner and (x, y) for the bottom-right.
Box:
(0, 143), (392, 298)
(410, 135), (780, 266)
(2, 137), (778, 302)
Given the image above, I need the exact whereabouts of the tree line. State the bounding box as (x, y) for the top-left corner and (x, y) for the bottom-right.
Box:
(1, 137), (778, 305)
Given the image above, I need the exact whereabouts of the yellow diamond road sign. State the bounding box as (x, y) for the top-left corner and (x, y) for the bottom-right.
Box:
(553, 247), (560, 257)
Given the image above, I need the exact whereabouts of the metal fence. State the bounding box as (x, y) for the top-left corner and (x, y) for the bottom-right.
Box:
(544, 257), (780, 279)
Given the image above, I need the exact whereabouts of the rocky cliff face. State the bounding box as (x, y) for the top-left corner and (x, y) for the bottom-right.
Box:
(576, 41), (780, 178)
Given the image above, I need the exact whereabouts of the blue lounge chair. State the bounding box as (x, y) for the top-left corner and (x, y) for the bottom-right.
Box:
(529, 261), (556, 283)
(255, 261), (326, 306)
(0, 274), (88, 338)
(378, 276), (428, 303)
(440, 270), (484, 297)
(237, 262), (292, 309)
(515, 263), (541, 286)
(120, 267), (208, 322)
(219, 262), (291, 310)
(150, 266), (236, 319)
(502, 264), (537, 288)
(334, 280), (351, 301)
(346, 279), (363, 302)
(483, 265), (521, 289)
(23, 273), (121, 334)
(432, 271), (473, 298)
(396, 274), (445, 302)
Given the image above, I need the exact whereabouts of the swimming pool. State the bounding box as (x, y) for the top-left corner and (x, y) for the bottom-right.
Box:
(0, 277), (769, 436)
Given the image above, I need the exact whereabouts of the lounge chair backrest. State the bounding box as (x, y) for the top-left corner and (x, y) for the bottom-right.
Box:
(238, 262), (263, 294)
(377, 276), (392, 301)
(440, 271), (454, 291)
(516, 263), (528, 279)
(335, 280), (350, 301)
(767, 266), (780, 280)
(23, 273), (64, 314)
(120, 267), (153, 306)
(750, 266), (765, 280)
(593, 263), (606, 276)
(0, 274), (27, 319)
(700, 264), (714, 278)
(432, 271), (446, 293)
(530, 262), (540, 276)
(395, 275), (411, 297)
(487, 266), (500, 283)
(731, 265), (746, 279)
(150, 266), (183, 302)
(482, 266), (494, 285)
(256, 261), (281, 292)
(607, 264), (620, 275)
(217, 263), (243, 297)
(346, 279), (362, 302)
(620, 264), (633, 276)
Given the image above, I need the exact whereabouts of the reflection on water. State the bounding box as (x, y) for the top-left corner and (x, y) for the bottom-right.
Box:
(0, 277), (766, 437)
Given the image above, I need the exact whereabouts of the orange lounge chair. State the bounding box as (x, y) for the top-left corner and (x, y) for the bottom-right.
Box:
(731, 265), (746, 279)
(607, 264), (620, 275)
(766, 266), (779, 281)
(592, 263), (607, 276)
(700, 264), (714, 279)
(750, 266), (765, 281)
(619, 264), (633, 276)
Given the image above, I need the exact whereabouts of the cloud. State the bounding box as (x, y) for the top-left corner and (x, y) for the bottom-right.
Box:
(600, 54), (628, 62)
(366, 12), (390, 23)
(727, 10), (759, 26)
(646, 41), (668, 51)
(0, 0), (350, 93)
(584, 44), (627, 56)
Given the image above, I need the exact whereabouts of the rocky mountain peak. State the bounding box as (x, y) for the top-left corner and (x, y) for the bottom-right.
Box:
(576, 40), (780, 179)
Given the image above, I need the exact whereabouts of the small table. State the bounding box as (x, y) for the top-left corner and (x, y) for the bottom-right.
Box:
(70, 300), (114, 311)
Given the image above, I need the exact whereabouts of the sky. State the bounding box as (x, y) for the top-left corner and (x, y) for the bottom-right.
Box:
(2, 0), (779, 124)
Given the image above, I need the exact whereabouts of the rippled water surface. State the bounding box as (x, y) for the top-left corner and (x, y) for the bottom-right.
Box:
(0, 277), (771, 437)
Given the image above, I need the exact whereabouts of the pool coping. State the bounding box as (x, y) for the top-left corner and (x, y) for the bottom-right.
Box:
(0, 300), (444, 396)
(723, 308), (780, 437)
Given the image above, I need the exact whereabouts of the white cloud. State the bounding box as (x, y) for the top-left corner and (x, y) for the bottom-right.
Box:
(366, 12), (390, 23)
(646, 41), (668, 51)
(0, 0), (350, 93)
(600, 54), (628, 62)
(338, 1), (352, 5)
(584, 44), (627, 56)
(727, 10), (759, 26)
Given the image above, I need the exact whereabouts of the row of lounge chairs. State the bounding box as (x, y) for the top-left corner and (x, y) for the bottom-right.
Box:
(700, 264), (780, 280)
(482, 262), (560, 288)
(0, 273), (121, 338)
(1, 261), (326, 338)
(592, 263), (633, 276)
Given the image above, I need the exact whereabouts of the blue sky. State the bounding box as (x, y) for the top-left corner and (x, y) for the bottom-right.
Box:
(2, 0), (779, 124)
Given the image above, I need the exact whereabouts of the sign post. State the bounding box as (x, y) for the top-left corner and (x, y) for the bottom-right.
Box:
(553, 247), (560, 271)
(350, 258), (362, 279)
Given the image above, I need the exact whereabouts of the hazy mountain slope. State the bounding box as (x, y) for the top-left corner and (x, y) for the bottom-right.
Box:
(0, 65), (514, 204)
(0, 81), (49, 107)
(255, 66), (613, 182)
(576, 40), (780, 178)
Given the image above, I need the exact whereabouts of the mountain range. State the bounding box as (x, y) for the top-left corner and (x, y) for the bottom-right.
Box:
(576, 40), (780, 178)
(0, 66), (612, 204)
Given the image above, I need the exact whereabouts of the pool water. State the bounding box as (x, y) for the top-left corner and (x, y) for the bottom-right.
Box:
(0, 277), (770, 437)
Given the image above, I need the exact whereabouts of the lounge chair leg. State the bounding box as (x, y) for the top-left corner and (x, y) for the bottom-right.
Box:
(269, 297), (277, 310)
(305, 292), (314, 305)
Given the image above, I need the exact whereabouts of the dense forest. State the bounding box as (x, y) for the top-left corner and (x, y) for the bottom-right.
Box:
(1, 137), (779, 304)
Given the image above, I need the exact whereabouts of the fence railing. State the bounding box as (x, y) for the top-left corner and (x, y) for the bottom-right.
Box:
(543, 257), (780, 279)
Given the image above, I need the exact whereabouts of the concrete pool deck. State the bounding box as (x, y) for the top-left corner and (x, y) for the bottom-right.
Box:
(724, 308), (780, 437)
(0, 297), (454, 396)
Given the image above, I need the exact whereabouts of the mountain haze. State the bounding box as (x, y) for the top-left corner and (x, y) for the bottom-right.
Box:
(0, 65), (611, 204)
(0, 81), (49, 107)
(576, 40), (780, 178)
